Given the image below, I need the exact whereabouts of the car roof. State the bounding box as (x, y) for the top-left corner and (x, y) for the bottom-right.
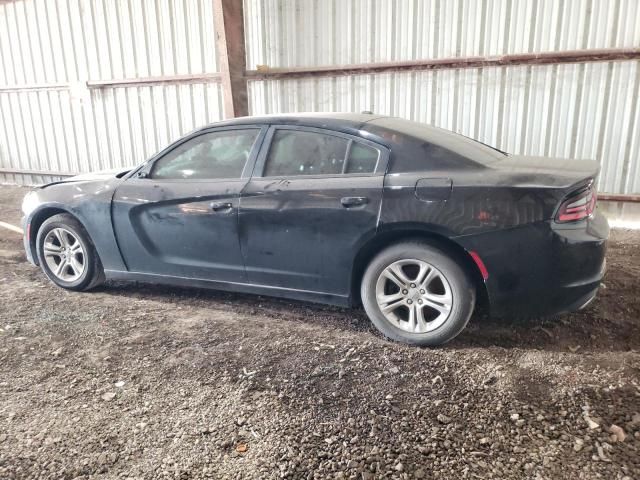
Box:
(198, 112), (387, 132)
(195, 113), (504, 164)
(198, 113), (470, 144)
(195, 112), (451, 149)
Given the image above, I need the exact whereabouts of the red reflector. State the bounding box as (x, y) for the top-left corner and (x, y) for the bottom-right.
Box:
(469, 251), (489, 281)
(477, 210), (491, 221)
(26, 222), (31, 239)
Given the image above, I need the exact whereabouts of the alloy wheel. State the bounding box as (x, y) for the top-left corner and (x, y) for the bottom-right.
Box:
(375, 259), (453, 333)
(43, 227), (86, 282)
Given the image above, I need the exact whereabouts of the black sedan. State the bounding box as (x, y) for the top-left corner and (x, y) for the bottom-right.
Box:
(21, 113), (609, 346)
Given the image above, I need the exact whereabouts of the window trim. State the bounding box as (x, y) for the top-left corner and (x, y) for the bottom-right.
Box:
(252, 125), (388, 179)
(131, 125), (268, 182)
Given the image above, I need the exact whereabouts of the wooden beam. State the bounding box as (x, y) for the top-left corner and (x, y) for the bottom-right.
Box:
(246, 48), (640, 80)
(213, 0), (248, 118)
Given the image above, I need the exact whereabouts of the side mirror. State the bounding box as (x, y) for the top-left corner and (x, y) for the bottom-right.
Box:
(136, 170), (149, 179)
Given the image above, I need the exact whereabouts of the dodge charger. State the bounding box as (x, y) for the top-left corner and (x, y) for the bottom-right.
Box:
(21, 113), (609, 346)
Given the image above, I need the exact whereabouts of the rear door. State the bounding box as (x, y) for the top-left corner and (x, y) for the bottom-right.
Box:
(112, 126), (266, 281)
(239, 126), (388, 296)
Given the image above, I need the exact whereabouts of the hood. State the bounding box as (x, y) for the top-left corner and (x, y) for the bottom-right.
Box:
(40, 167), (135, 188)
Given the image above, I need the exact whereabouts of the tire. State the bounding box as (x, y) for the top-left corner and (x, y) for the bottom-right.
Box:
(36, 213), (105, 291)
(361, 241), (475, 346)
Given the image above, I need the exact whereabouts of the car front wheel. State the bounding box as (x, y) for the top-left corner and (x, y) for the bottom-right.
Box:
(361, 241), (475, 346)
(36, 213), (105, 291)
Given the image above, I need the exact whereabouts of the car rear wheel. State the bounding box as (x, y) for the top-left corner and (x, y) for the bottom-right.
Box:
(361, 242), (475, 346)
(36, 213), (105, 291)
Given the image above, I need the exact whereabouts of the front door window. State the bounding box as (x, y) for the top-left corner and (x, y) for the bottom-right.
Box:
(151, 129), (260, 180)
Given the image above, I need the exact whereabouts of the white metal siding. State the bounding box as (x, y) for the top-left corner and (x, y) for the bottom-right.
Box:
(244, 0), (640, 195)
(0, 0), (218, 84)
(244, 0), (640, 69)
(1, 0), (639, 195)
(0, 0), (223, 185)
(248, 60), (640, 194)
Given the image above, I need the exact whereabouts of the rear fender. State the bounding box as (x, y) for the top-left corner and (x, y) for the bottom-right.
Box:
(350, 223), (489, 309)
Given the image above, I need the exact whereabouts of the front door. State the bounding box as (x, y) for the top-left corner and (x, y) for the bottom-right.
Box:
(239, 126), (388, 296)
(112, 127), (265, 282)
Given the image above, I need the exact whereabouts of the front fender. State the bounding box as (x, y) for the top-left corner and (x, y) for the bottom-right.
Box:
(22, 179), (127, 271)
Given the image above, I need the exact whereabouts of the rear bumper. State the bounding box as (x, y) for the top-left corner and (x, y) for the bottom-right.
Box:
(565, 285), (600, 312)
(456, 210), (609, 318)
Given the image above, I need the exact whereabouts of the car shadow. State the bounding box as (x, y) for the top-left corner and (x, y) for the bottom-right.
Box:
(95, 280), (639, 354)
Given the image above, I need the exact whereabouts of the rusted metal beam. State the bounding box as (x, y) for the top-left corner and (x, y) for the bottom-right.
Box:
(213, 0), (248, 118)
(0, 168), (77, 177)
(599, 193), (640, 203)
(0, 74), (223, 93)
(87, 73), (222, 89)
(0, 83), (69, 93)
(246, 48), (640, 80)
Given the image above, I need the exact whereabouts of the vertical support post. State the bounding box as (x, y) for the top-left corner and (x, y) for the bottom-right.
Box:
(213, 0), (249, 118)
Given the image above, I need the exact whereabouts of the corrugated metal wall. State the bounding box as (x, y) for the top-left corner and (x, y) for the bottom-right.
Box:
(0, 0), (224, 185)
(245, 0), (640, 195)
(248, 61), (640, 195)
(1, 0), (639, 195)
(245, 0), (640, 67)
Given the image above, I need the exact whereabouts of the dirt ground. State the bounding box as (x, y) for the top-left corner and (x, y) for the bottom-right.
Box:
(0, 184), (638, 480)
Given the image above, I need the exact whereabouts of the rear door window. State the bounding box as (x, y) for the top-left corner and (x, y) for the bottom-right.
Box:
(263, 129), (380, 177)
(345, 143), (379, 174)
(264, 130), (349, 176)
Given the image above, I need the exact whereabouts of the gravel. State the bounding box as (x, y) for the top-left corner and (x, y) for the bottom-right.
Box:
(0, 185), (639, 479)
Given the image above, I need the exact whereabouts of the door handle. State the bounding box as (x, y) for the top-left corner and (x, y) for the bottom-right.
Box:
(340, 196), (369, 207)
(210, 201), (233, 212)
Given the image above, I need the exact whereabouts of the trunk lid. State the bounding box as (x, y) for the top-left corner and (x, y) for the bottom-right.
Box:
(493, 155), (599, 190)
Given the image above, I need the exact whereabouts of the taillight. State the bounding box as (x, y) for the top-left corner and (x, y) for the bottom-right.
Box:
(555, 185), (597, 223)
